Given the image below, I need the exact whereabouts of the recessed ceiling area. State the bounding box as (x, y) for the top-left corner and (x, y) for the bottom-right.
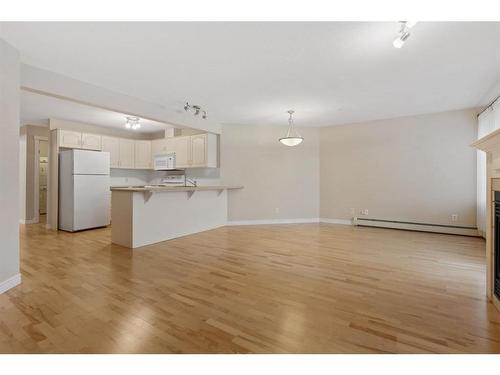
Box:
(3, 22), (500, 127)
(20, 90), (174, 133)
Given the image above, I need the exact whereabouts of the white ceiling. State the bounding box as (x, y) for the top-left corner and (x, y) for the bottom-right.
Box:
(20, 90), (173, 133)
(4, 22), (500, 127)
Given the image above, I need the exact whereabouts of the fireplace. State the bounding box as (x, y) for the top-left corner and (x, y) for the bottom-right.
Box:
(495, 192), (500, 299)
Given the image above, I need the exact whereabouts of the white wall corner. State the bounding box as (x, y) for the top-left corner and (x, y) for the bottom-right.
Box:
(19, 218), (38, 224)
(0, 274), (21, 295)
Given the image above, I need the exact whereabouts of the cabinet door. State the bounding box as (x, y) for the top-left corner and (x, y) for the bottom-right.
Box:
(59, 130), (82, 148)
(151, 138), (167, 163)
(119, 139), (135, 169)
(190, 134), (207, 167)
(135, 140), (152, 169)
(81, 133), (102, 151)
(173, 136), (191, 168)
(101, 136), (120, 168)
(165, 138), (175, 153)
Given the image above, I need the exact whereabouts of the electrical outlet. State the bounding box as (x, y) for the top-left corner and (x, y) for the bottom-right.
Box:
(363, 209), (369, 216)
(350, 208), (356, 216)
(451, 214), (458, 222)
(275, 207), (280, 214)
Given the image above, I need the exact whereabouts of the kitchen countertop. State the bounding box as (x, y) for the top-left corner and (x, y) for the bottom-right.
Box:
(110, 185), (243, 193)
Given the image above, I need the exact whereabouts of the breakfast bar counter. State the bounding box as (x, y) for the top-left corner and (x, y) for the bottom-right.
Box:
(110, 185), (243, 249)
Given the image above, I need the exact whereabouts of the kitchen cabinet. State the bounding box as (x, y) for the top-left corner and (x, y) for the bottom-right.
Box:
(101, 136), (120, 168)
(119, 139), (135, 169)
(134, 140), (152, 169)
(172, 136), (191, 168)
(191, 134), (207, 167)
(81, 133), (102, 150)
(59, 130), (102, 151)
(57, 128), (218, 170)
(152, 138), (168, 158)
(152, 138), (174, 157)
(59, 130), (82, 149)
(169, 134), (218, 168)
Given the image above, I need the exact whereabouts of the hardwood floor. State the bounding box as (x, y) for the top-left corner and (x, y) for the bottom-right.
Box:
(1, 221), (499, 353)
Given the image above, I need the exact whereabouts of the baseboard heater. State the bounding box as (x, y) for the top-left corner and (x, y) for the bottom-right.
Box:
(353, 217), (479, 237)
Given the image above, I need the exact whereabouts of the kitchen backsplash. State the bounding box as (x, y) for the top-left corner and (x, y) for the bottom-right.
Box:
(110, 168), (220, 187)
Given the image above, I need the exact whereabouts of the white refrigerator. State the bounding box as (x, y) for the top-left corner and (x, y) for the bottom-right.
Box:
(59, 149), (110, 232)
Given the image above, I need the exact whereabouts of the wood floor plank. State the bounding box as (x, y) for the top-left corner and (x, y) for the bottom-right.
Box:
(0, 220), (499, 353)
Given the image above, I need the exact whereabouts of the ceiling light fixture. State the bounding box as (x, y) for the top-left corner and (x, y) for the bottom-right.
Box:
(393, 21), (417, 49)
(279, 110), (303, 147)
(125, 116), (141, 130)
(184, 102), (208, 120)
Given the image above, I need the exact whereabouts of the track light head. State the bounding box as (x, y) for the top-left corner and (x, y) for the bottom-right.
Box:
(393, 21), (412, 48)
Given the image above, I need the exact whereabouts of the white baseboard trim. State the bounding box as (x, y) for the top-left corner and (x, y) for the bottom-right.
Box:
(320, 218), (353, 225)
(227, 218), (320, 226)
(19, 218), (38, 224)
(0, 274), (21, 295)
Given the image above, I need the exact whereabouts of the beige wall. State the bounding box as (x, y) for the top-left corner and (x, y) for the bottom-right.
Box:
(221, 124), (320, 222)
(19, 125), (49, 222)
(320, 109), (478, 227)
(0, 39), (20, 291)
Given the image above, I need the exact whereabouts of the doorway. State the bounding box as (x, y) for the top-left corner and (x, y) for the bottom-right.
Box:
(34, 137), (48, 223)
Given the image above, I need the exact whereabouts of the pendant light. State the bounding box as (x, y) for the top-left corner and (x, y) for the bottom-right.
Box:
(279, 110), (303, 146)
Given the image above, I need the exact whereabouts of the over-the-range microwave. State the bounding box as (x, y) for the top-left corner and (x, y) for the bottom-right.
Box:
(153, 153), (176, 170)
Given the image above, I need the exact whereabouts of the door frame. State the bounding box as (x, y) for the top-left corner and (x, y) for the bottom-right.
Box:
(34, 136), (49, 224)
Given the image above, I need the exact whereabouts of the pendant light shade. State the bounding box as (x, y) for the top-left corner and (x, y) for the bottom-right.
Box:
(279, 110), (303, 146)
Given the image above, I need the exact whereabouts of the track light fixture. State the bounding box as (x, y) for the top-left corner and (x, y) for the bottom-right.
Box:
(184, 102), (208, 120)
(393, 21), (417, 49)
(125, 116), (141, 130)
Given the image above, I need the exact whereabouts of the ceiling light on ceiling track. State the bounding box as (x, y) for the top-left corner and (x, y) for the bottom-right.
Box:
(279, 110), (303, 147)
(125, 116), (141, 130)
(184, 102), (208, 120)
(393, 21), (417, 49)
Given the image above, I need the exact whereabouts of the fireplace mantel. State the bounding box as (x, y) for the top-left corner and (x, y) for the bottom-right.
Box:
(472, 130), (500, 312)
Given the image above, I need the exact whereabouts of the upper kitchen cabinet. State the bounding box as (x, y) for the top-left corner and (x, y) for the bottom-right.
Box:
(58, 130), (82, 149)
(101, 136), (120, 168)
(81, 133), (102, 150)
(172, 136), (191, 168)
(170, 133), (218, 168)
(119, 139), (135, 169)
(134, 140), (152, 169)
(151, 138), (174, 156)
(190, 133), (218, 168)
(58, 129), (102, 151)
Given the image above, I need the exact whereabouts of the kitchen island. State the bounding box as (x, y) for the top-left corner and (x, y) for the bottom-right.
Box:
(110, 185), (243, 248)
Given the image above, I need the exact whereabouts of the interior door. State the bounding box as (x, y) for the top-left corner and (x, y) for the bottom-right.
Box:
(39, 140), (48, 215)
